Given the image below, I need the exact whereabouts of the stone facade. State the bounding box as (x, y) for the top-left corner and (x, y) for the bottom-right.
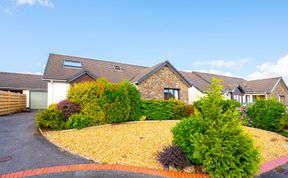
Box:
(137, 66), (189, 103)
(267, 79), (288, 105)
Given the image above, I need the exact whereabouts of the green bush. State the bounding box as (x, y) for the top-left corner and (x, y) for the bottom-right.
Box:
(124, 81), (142, 121)
(172, 117), (204, 164)
(68, 78), (142, 124)
(280, 113), (288, 137)
(141, 99), (185, 120)
(172, 78), (260, 177)
(81, 103), (107, 125)
(66, 113), (94, 129)
(247, 98), (286, 132)
(35, 109), (65, 130)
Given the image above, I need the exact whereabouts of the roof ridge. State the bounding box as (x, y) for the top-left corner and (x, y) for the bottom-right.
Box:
(0, 71), (42, 76)
(49, 53), (148, 69)
(247, 76), (282, 82)
(192, 71), (245, 80)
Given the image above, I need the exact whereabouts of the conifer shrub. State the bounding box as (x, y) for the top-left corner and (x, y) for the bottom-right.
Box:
(172, 78), (260, 177)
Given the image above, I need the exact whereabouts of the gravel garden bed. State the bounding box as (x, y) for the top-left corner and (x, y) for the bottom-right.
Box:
(44, 120), (288, 170)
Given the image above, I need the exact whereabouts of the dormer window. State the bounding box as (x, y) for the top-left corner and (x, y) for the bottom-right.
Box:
(113, 64), (122, 71)
(64, 60), (82, 68)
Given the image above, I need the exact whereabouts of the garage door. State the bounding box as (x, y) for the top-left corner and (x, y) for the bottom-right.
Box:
(30, 91), (48, 109)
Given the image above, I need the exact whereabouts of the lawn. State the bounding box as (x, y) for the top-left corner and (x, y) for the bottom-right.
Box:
(44, 120), (288, 170)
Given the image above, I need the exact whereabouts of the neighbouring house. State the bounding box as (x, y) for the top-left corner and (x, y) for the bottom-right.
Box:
(181, 71), (288, 105)
(0, 72), (48, 109)
(43, 53), (288, 106)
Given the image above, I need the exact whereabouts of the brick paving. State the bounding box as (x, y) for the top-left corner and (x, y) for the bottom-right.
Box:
(0, 164), (209, 178)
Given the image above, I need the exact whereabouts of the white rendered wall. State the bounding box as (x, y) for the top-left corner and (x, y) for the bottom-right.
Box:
(188, 86), (206, 104)
(23, 90), (30, 108)
(48, 82), (70, 106)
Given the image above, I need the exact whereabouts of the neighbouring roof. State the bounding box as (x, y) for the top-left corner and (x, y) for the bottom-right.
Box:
(182, 71), (284, 94)
(246, 77), (282, 93)
(0, 72), (47, 91)
(44, 54), (192, 86)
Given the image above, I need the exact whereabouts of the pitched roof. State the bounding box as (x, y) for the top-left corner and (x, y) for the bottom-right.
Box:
(43, 54), (147, 83)
(132, 61), (192, 87)
(0, 72), (47, 91)
(181, 71), (252, 93)
(246, 77), (281, 93)
(44, 54), (192, 87)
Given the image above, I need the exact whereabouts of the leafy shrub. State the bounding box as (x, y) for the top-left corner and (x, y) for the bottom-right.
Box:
(57, 99), (80, 119)
(247, 98), (286, 132)
(124, 81), (142, 121)
(173, 78), (260, 177)
(66, 113), (94, 129)
(172, 117), (204, 164)
(280, 113), (288, 137)
(35, 109), (65, 130)
(68, 78), (141, 124)
(157, 144), (191, 170)
(141, 99), (185, 120)
(48, 103), (57, 110)
(67, 78), (108, 107)
(81, 103), (107, 125)
(184, 104), (195, 117)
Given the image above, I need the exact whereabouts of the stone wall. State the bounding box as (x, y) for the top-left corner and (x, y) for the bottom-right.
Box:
(268, 79), (288, 105)
(137, 66), (189, 103)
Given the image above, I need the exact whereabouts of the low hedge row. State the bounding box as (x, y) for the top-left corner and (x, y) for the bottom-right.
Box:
(141, 100), (186, 120)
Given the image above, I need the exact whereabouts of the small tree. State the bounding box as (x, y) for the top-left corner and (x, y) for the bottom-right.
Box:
(173, 78), (260, 177)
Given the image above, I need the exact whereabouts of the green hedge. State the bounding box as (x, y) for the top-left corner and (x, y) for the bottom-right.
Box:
(141, 99), (185, 120)
(247, 98), (286, 132)
(68, 78), (142, 124)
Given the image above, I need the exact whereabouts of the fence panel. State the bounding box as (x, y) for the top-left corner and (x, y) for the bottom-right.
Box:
(0, 90), (26, 116)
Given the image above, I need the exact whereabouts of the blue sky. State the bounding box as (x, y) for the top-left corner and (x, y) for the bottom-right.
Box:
(1, 0), (288, 82)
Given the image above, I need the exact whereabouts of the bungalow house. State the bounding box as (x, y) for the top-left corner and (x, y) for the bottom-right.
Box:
(43, 54), (192, 105)
(0, 72), (48, 109)
(43, 53), (288, 106)
(181, 71), (288, 105)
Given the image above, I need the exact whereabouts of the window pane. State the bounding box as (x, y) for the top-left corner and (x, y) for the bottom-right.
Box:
(174, 90), (179, 99)
(64, 60), (82, 68)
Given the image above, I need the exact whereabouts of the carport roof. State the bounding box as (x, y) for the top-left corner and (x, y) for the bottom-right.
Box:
(0, 72), (47, 91)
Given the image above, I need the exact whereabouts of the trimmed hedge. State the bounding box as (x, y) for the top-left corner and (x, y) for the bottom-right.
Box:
(68, 78), (142, 124)
(141, 99), (185, 120)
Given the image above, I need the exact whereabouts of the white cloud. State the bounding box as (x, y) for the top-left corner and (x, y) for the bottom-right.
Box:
(248, 54), (288, 82)
(193, 59), (248, 68)
(15, 0), (54, 8)
(0, 4), (13, 15)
